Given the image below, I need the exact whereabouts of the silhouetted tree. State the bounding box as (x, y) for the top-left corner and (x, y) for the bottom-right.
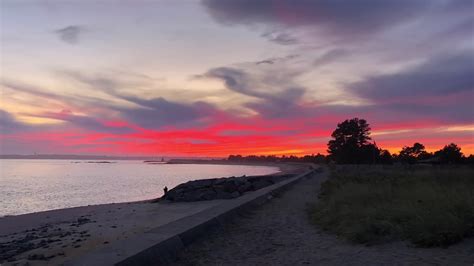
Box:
(434, 143), (463, 164)
(378, 149), (393, 164)
(398, 142), (431, 164)
(327, 118), (375, 164)
(227, 153), (327, 163)
(464, 155), (474, 165)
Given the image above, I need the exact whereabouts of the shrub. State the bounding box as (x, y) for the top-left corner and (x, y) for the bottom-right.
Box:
(310, 165), (474, 247)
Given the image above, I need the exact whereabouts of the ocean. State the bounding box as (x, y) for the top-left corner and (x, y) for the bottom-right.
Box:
(0, 159), (279, 216)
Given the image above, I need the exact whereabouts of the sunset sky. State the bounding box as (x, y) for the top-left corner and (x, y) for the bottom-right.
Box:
(1, 0), (473, 156)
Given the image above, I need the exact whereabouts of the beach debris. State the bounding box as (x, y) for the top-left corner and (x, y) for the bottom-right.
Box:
(0, 218), (94, 263)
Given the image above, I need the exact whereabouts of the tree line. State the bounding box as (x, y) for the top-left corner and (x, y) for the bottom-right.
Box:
(228, 118), (473, 165)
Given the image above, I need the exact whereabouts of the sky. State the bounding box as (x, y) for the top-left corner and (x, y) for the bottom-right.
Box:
(0, 0), (473, 157)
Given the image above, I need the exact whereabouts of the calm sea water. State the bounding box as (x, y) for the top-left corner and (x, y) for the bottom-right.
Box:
(0, 159), (279, 216)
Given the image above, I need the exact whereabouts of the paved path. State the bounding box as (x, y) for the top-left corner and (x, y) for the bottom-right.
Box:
(173, 170), (474, 266)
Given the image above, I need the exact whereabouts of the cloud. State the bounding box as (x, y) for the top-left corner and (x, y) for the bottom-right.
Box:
(34, 110), (134, 134)
(0, 109), (28, 133)
(255, 54), (298, 65)
(2, 80), (66, 101)
(114, 99), (215, 129)
(313, 49), (347, 67)
(202, 0), (432, 36)
(261, 31), (298, 45)
(54, 25), (84, 44)
(1, 79), (116, 113)
(205, 67), (305, 102)
(60, 71), (226, 129)
(256, 59), (274, 65)
(204, 53), (473, 125)
(204, 66), (307, 118)
(351, 50), (474, 101)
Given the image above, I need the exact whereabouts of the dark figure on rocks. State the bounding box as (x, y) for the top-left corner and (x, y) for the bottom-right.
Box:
(163, 186), (168, 195)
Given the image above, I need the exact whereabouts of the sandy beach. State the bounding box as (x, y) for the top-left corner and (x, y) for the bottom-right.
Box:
(0, 163), (306, 265)
(0, 199), (229, 265)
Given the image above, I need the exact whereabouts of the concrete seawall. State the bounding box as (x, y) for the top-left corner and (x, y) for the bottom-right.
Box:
(68, 165), (318, 266)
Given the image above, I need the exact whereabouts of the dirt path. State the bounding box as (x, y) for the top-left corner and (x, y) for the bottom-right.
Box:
(173, 169), (474, 266)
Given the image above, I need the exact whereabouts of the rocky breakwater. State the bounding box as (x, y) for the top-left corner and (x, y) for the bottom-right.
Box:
(161, 174), (293, 202)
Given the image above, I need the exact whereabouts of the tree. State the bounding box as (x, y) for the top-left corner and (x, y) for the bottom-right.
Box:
(378, 149), (393, 164)
(398, 142), (431, 164)
(464, 154), (474, 165)
(434, 143), (463, 164)
(327, 118), (374, 164)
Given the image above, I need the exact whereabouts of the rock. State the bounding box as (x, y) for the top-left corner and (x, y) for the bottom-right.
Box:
(219, 181), (238, 192)
(237, 181), (253, 193)
(251, 179), (274, 190)
(187, 179), (215, 188)
(27, 254), (47, 261)
(230, 191), (240, 198)
(161, 173), (290, 202)
(77, 217), (90, 225)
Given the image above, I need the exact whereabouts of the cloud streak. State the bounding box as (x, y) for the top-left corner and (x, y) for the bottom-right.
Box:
(202, 0), (432, 37)
(54, 25), (84, 44)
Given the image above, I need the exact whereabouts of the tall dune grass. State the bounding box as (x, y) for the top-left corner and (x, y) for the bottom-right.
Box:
(310, 165), (474, 247)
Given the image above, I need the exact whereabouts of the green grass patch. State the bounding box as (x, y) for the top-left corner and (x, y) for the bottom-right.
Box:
(310, 165), (474, 247)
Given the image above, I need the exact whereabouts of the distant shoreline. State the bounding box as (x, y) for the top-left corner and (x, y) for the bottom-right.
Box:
(0, 155), (222, 160)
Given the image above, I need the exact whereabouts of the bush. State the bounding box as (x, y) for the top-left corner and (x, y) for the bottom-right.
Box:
(310, 165), (474, 247)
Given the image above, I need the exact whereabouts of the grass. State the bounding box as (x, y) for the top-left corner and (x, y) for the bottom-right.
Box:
(310, 165), (474, 247)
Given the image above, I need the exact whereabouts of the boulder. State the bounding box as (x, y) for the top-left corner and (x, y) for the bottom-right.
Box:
(237, 181), (253, 193)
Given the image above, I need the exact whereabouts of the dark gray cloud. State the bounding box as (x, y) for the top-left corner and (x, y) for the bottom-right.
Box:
(255, 54), (298, 65)
(114, 98), (214, 129)
(54, 25), (84, 44)
(0, 109), (28, 133)
(205, 67), (304, 102)
(204, 53), (473, 124)
(3, 75), (207, 132)
(352, 50), (474, 101)
(205, 67), (306, 118)
(202, 0), (432, 36)
(382, 101), (474, 124)
(34, 111), (134, 134)
(256, 59), (275, 65)
(61, 71), (223, 129)
(2, 80), (66, 101)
